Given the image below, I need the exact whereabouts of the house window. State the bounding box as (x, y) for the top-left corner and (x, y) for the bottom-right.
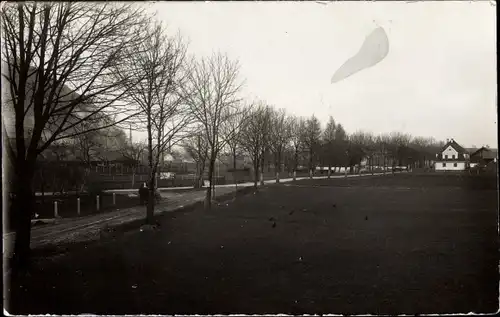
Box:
(454, 163), (457, 167)
(445, 155), (448, 159)
(452, 155), (455, 159)
(442, 163), (446, 167)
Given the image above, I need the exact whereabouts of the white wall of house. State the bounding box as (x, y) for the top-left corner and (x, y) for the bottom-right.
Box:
(441, 146), (459, 160)
(435, 161), (466, 171)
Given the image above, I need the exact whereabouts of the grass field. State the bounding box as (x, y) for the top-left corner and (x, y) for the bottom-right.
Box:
(6, 173), (498, 315)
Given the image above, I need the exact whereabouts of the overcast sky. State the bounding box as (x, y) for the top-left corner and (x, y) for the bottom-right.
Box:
(135, 1), (497, 148)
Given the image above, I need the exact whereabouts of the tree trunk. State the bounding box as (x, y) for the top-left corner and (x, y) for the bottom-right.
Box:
(233, 149), (237, 170)
(383, 155), (387, 174)
(233, 150), (237, 186)
(199, 160), (206, 188)
(253, 160), (259, 188)
(12, 165), (36, 269)
(294, 150), (299, 173)
(205, 156), (216, 210)
(260, 151), (265, 186)
(146, 117), (154, 223)
(194, 161), (200, 188)
(131, 168), (136, 188)
(146, 167), (156, 224)
(309, 149), (313, 174)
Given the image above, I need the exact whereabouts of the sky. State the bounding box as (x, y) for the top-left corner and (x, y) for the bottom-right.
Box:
(134, 1), (497, 149)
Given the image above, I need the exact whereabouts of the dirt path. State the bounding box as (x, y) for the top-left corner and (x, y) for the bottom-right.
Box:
(3, 187), (236, 255)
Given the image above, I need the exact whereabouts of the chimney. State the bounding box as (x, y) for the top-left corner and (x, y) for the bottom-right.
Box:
(446, 138), (449, 143)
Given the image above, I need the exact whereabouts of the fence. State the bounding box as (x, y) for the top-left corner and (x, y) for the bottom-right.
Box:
(91, 164), (196, 175)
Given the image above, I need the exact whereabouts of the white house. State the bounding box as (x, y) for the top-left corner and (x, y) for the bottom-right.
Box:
(434, 139), (469, 171)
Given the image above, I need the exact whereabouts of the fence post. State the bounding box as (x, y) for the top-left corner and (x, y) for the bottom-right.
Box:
(96, 195), (100, 211)
(77, 198), (80, 216)
(276, 172), (279, 183)
(309, 169), (313, 179)
(113, 193), (116, 205)
(54, 201), (58, 218)
(293, 170), (296, 181)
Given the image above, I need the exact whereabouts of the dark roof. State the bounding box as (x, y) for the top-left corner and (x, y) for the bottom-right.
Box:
(438, 139), (468, 155)
(470, 147), (498, 159)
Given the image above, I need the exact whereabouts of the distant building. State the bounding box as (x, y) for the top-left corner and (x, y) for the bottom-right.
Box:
(469, 147), (498, 168)
(435, 139), (469, 171)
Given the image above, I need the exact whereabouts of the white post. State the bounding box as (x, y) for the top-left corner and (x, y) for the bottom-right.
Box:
(77, 198), (80, 216)
(113, 193), (116, 205)
(309, 169), (313, 179)
(96, 195), (100, 211)
(276, 172), (279, 183)
(54, 201), (58, 218)
(260, 172), (264, 186)
(293, 170), (296, 181)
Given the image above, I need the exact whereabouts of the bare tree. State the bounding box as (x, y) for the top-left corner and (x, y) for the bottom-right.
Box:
(220, 105), (250, 170)
(268, 108), (292, 182)
(182, 52), (244, 210)
(114, 22), (192, 223)
(362, 132), (376, 173)
(240, 102), (272, 188)
(119, 141), (147, 188)
(410, 136), (444, 169)
(220, 104), (251, 189)
(302, 115), (322, 176)
(321, 116), (336, 175)
(387, 131), (413, 169)
(289, 116), (306, 178)
(182, 127), (209, 188)
(1, 2), (149, 266)
(375, 133), (391, 172)
(348, 131), (374, 173)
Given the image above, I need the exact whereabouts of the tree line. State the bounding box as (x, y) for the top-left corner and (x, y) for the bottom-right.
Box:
(189, 104), (445, 189)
